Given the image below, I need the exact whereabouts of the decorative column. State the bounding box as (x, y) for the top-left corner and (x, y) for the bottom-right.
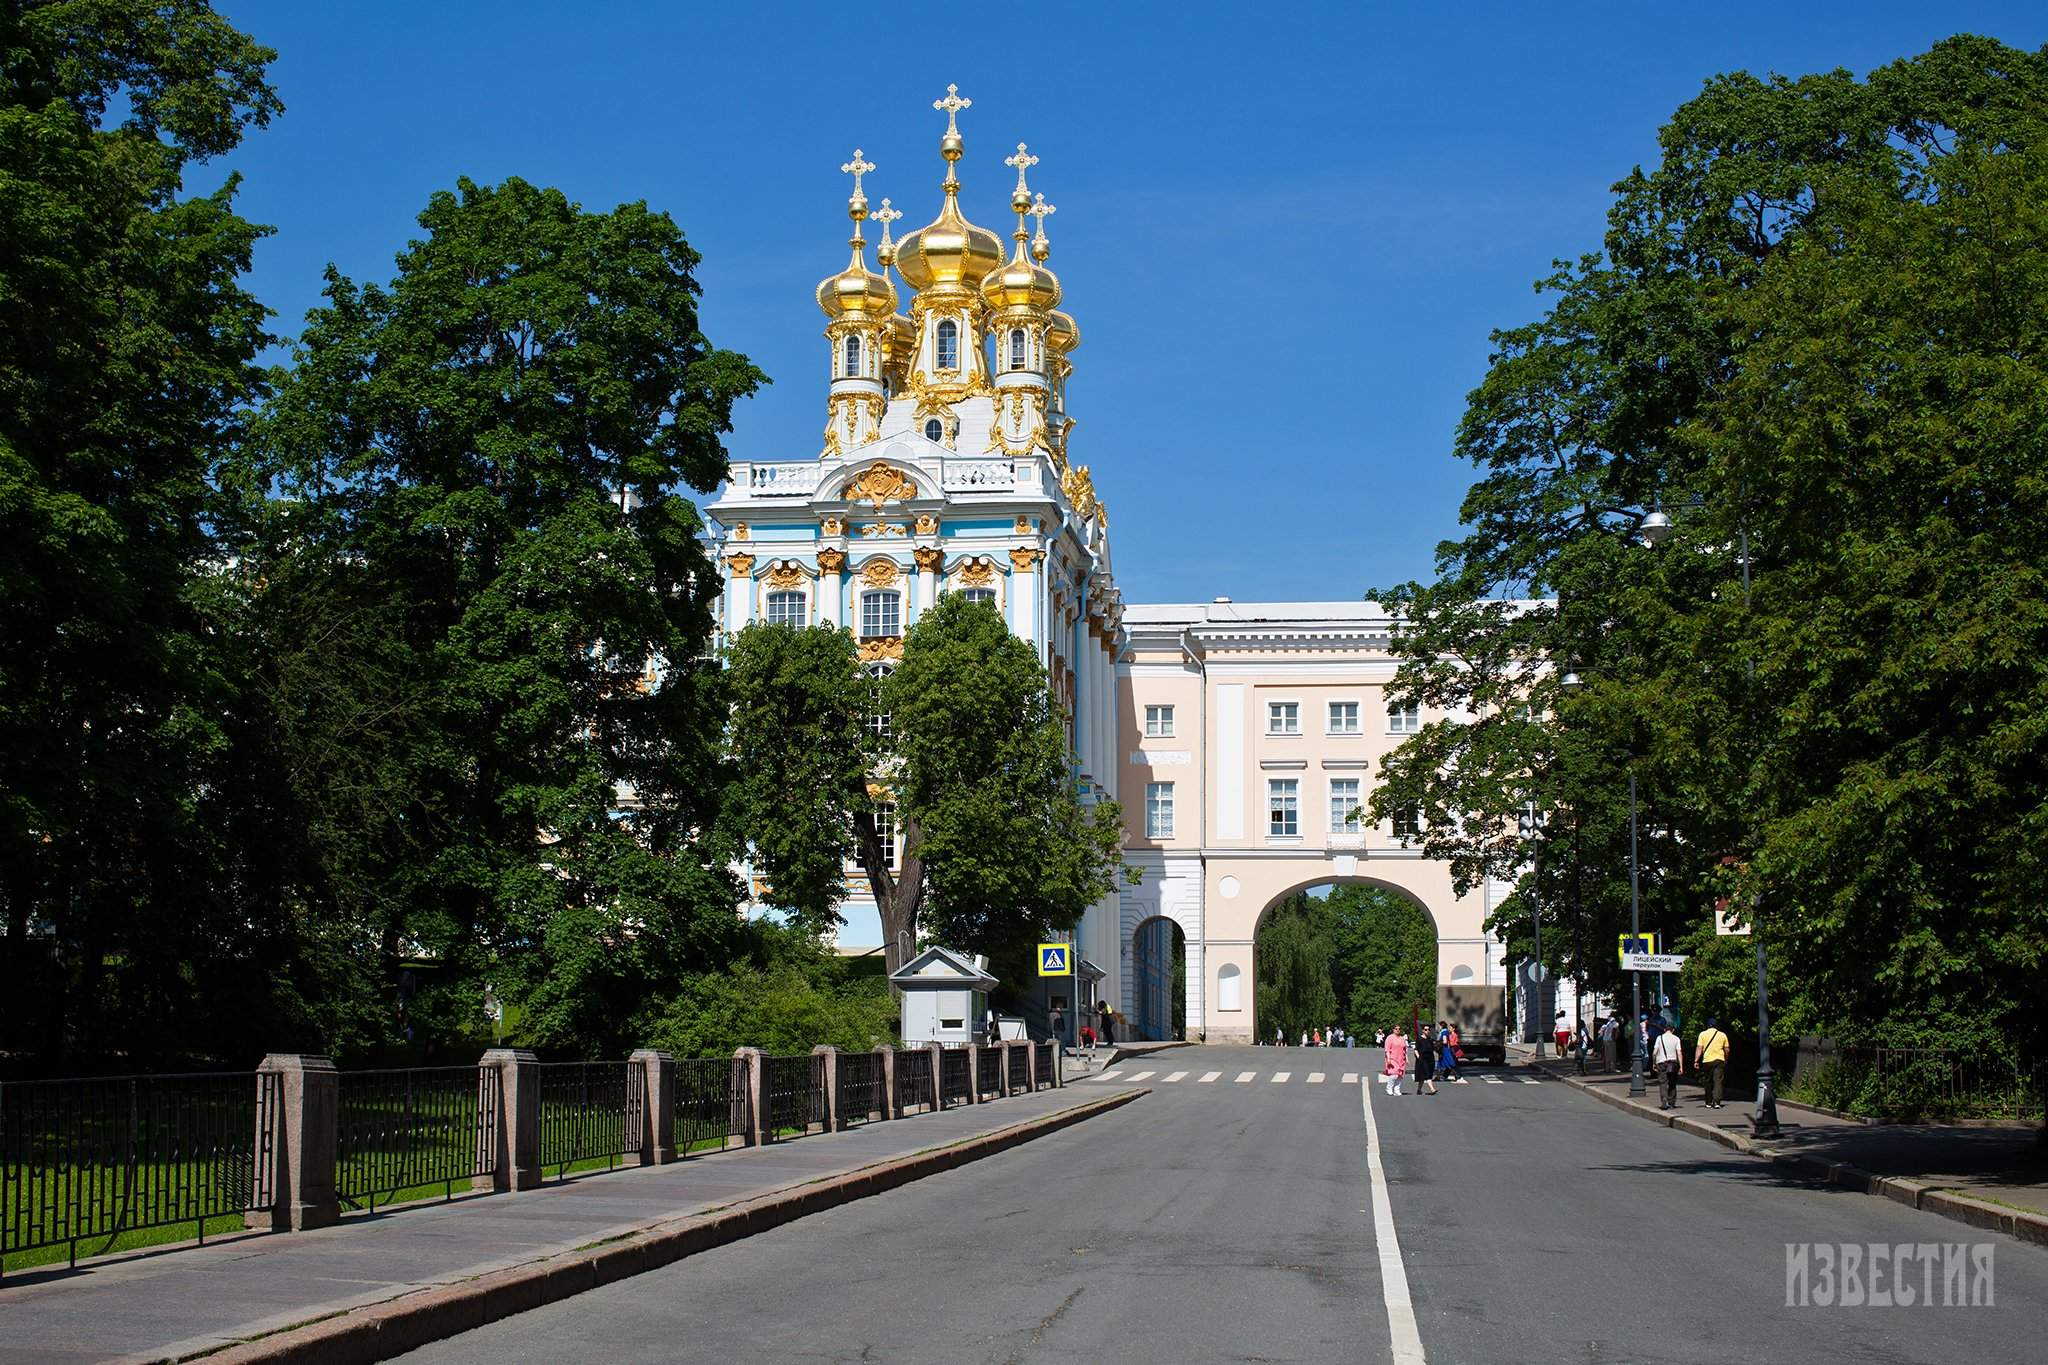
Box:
(913, 543), (943, 614)
(256, 1055), (338, 1231)
(724, 553), (755, 632)
(816, 545), (847, 628)
(630, 1048), (676, 1166)
(481, 1048), (541, 1191)
(1010, 545), (1041, 650)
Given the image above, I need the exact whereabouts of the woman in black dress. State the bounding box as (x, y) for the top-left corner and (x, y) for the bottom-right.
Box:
(1414, 1024), (1439, 1094)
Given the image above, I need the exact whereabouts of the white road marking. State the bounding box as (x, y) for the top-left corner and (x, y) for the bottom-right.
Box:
(1519, 1077), (1541, 1085)
(1198, 1070), (1222, 1083)
(1362, 1073), (1426, 1364)
(1163, 1070), (1188, 1083)
(1342, 1073), (1359, 1084)
(1307, 1072), (1326, 1084)
(1126, 1071), (1155, 1081)
(1484, 1076), (1504, 1084)
(1271, 1071), (1291, 1083)
(1096, 1070), (1121, 1081)
(1235, 1071), (1255, 1083)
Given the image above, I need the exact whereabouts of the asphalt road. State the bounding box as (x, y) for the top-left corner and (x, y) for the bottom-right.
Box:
(394, 1046), (2046, 1364)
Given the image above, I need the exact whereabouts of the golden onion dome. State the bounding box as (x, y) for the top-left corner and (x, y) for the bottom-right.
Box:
(894, 84), (1003, 292)
(1031, 195), (1075, 349)
(816, 149), (896, 319)
(981, 148), (1060, 312)
(1047, 307), (1081, 354)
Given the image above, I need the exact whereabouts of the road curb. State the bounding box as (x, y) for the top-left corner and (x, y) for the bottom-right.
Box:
(1535, 1063), (2048, 1248)
(186, 1089), (1148, 1365)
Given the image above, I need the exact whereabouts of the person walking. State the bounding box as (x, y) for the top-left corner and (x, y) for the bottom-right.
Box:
(1438, 1023), (1463, 1084)
(1382, 1026), (1409, 1095)
(1693, 1017), (1730, 1109)
(1274, 1024), (1284, 1047)
(1652, 1018), (1685, 1109)
(1050, 1003), (1065, 1047)
(1415, 1023), (1439, 1094)
(1599, 1014), (1619, 1071)
(1554, 1009), (1572, 1057)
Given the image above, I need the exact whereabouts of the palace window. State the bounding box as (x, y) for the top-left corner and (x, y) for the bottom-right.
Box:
(924, 417), (944, 443)
(842, 333), (861, 376)
(1009, 329), (1027, 370)
(1145, 782), (1175, 839)
(1144, 704), (1174, 738)
(1328, 778), (1361, 833)
(1388, 700), (1421, 734)
(1217, 963), (1242, 1012)
(863, 661), (894, 741)
(1328, 701), (1360, 734)
(871, 800), (899, 868)
(936, 319), (959, 370)
(859, 589), (900, 639)
(1392, 806), (1423, 841)
(1268, 779), (1299, 837)
(764, 590), (805, 627)
(1267, 701), (1300, 735)
(959, 587), (996, 607)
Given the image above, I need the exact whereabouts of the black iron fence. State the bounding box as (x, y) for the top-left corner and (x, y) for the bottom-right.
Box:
(976, 1045), (1005, 1099)
(1034, 1043), (1054, 1087)
(336, 1066), (498, 1211)
(1788, 1047), (2046, 1121)
(676, 1056), (751, 1153)
(0, 1071), (279, 1273)
(894, 1048), (934, 1115)
(837, 1052), (884, 1125)
(537, 1062), (642, 1178)
(1007, 1044), (1029, 1091)
(761, 1054), (826, 1139)
(940, 1047), (970, 1108)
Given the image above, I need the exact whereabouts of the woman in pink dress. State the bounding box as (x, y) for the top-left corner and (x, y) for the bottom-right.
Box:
(1381, 1025), (1409, 1095)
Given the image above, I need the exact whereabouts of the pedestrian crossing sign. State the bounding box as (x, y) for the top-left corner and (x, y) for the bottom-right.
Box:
(1617, 932), (1660, 964)
(1037, 943), (1072, 976)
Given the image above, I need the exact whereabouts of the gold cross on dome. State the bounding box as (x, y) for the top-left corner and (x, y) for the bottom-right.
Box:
(1029, 192), (1056, 259)
(1005, 142), (1039, 194)
(873, 198), (901, 237)
(840, 148), (875, 199)
(933, 83), (971, 135)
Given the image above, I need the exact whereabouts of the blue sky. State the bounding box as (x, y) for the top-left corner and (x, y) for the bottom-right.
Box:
(210, 2), (2045, 604)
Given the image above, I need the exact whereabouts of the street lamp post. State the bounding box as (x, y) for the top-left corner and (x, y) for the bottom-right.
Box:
(1627, 772), (1647, 1098)
(1639, 502), (1779, 1136)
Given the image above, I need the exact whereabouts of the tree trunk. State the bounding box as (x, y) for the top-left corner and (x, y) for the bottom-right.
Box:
(854, 809), (923, 986)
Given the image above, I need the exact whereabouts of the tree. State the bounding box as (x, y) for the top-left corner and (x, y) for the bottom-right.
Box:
(243, 176), (764, 1056)
(1370, 36), (2048, 1064)
(0, 0), (280, 1063)
(726, 593), (1124, 979)
(1327, 886), (1439, 1035)
(1254, 896), (1338, 1044)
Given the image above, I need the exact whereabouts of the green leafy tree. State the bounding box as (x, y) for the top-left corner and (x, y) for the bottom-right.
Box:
(0, 0), (279, 1062)
(1327, 886), (1439, 1036)
(1370, 35), (2048, 1065)
(1254, 896), (1338, 1043)
(726, 593), (1124, 979)
(243, 176), (764, 1056)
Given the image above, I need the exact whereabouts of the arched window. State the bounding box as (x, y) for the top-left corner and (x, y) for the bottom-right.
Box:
(859, 589), (900, 639)
(1449, 965), (1476, 985)
(1009, 329), (1027, 370)
(935, 319), (958, 370)
(842, 333), (861, 376)
(764, 590), (805, 626)
(1217, 963), (1242, 1012)
(923, 418), (944, 443)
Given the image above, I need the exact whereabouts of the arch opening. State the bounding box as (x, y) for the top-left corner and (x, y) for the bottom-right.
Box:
(1250, 878), (1438, 1047)
(1130, 914), (1186, 1042)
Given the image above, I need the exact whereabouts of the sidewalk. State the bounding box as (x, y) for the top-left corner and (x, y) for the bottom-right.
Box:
(1522, 1048), (2048, 1244)
(0, 1085), (1140, 1365)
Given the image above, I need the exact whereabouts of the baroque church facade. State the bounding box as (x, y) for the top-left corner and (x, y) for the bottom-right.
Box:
(706, 88), (1522, 1043)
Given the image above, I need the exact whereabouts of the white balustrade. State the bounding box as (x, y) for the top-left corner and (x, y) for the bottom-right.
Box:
(743, 463), (821, 496)
(941, 459), (1018, 491)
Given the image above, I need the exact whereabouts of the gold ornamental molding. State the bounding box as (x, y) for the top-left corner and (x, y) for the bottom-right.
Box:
(844, 461), (919, 510)
(857, 637), (904, 663)
(1009, 546), (1044, 571)
(723, 553), (755, 575)
(912, 545), (943, 573)
(859, 557), (901, 588)
(764, 561), (807, 591)
(820, 515), (846, 537)
(731, 522), (749, 541)
(817, 547), (847, 573)
(914, 513), (939, 536)
(958, 556), (996, 587)
(1013, 516), (1031, 534)
(1061, 464), (1100, 522)
(860, 522), (906, 538)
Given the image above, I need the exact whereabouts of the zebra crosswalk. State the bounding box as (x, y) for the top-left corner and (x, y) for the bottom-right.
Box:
(1087, 1067), (1542, 1090)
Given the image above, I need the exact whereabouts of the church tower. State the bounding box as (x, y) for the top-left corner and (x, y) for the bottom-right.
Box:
(815, 150), (895, 457)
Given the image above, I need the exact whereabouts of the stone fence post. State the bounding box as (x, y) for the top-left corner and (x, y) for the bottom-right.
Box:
(1022, 1039), (1037, 1092)
(964, 1044), (980, 1105)
(734, 1047), (765, 1147)
(876, 1045), (896, 1120)
(482, 1048), (541, 1191)
(812, 1044), (841, 1132)
(926, 1041), (944, 1111)
(630, 1048), (676, 1165)
(256, 1054), (338, 1231)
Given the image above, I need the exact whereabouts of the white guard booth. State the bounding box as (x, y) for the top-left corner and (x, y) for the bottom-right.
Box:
(890, 946), (998, 1046)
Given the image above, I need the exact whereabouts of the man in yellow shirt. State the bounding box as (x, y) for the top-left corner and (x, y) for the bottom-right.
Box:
(1693, 1017), (1731, 1110)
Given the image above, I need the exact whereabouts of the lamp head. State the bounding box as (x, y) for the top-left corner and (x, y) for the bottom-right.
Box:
(1638, 509), (1675, 547)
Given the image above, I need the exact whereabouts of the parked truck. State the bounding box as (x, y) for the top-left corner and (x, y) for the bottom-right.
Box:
(1437, 983), (1508, 1065)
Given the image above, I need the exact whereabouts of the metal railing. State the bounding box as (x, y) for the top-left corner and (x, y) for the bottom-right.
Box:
(1793, 1047), (2046, 1121)
(677, 1057), (751, 1153)
(894, 1049), (934, 1115)
(336, 1066), (497, 1211)
(537, 1062), (641, 1178)
(1034, 1044), (1054, 1087)
(1007, 1045), (1029, 1091)
(837, 1052), (884, 1126)
(0, 1071), (279, 1273)
(939, 1047), (970, 1108)
(977, 1045), (1005, 1099)
(761, 1054), (826, 1139)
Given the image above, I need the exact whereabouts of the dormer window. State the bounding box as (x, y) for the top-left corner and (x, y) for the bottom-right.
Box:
(923, 418), (944, 443)
(936, 319), (959, 370)
(842, 334), (861, 376)
(1009, 329), (1027, 370)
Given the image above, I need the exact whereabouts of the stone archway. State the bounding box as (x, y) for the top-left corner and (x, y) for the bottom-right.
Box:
(1129, 914), (1187, 1041)
(1248, 876), (1439, 1044)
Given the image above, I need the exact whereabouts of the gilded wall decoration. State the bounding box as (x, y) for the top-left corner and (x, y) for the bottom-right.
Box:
(1013, 516), (1031, 535)
(857, 637), (904, 663)
(723, 553), (755, 575)
(859, 558), (901, 588)
(1009, 546), (1044, 571)
(817, 547), (847, 573)
(843, 461), (918, 510)
(821, 516), (846, 537)
(1061, 464), (1100, 522)
(912, 545), (943, 572)
(914, 513), (939, 536)
(764, 562), (806, 591)
(859, 522), (906, 538)
(732, 523), (749, 540)
(958, 557), (996, 587)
